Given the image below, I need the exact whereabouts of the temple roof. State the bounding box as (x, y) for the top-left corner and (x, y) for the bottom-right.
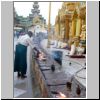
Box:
(29, 2), (46, 25)
(31, 2), (40, 18)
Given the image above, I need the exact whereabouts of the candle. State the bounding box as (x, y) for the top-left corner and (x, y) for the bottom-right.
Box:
(56, 92), (66, 98)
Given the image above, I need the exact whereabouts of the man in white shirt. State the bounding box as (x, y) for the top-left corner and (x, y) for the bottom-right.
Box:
(14, 31), (41, 79)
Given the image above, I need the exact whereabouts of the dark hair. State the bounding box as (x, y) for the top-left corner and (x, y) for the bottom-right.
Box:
(19, 29), (25, 34)
(27, 31), (33, 37)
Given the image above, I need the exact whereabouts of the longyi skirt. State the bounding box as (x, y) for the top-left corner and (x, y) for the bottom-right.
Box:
(14, 44), (27, 75)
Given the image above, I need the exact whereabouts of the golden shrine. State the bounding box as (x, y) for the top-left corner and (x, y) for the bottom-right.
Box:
(54, 2), (86, 47)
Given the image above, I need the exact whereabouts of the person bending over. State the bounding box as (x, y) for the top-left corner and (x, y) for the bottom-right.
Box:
(14, 31), (41, 79)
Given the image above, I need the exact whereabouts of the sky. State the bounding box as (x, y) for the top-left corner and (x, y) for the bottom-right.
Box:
(14, 2), (63, 25)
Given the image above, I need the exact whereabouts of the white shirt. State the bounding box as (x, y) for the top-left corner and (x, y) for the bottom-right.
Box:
(17, 34), (35, 49)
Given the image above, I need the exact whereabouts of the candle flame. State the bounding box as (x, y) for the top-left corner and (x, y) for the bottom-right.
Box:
(38, 52), (46, 60)
(56, 92), (66, 98)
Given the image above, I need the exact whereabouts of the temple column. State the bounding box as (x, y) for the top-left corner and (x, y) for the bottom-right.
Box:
(65, 16), (69, 41)
(71, 18), (76, 38)
(58, 16), (60, 38)
(55, 16), (60, 40)
(71, 10), (78, 38)
(47, 2), (51, 48)
(75, 17), (82, 37)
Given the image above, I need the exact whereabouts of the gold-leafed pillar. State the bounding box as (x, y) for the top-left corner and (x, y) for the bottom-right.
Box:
(55, 15), (60, 40)
(71, 10), (78, 39)
(47, 2), (51, 48)
(65, 15), (69, 41)
(71, 18), (76, 38)
(58, 15), (60, 38)
(57, 10), (60, 41)
(75, 17), (82, 37)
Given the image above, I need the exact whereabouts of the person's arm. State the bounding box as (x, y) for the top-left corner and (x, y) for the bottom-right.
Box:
(33, 47), (41, 54)
(26, 38), (34, 48)
(26, 38), (40, 54)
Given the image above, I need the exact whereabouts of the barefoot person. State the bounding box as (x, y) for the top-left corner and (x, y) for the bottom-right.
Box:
(14, 31), (40, 79)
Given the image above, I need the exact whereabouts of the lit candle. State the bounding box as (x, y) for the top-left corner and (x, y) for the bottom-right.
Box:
(56, 92), (66, 98)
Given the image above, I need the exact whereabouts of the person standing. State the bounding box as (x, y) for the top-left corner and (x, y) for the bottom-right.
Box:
(14, 31), (40, 79)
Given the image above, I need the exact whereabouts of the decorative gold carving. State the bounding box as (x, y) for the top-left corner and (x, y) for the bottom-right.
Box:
(54, 1), (86, 47)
